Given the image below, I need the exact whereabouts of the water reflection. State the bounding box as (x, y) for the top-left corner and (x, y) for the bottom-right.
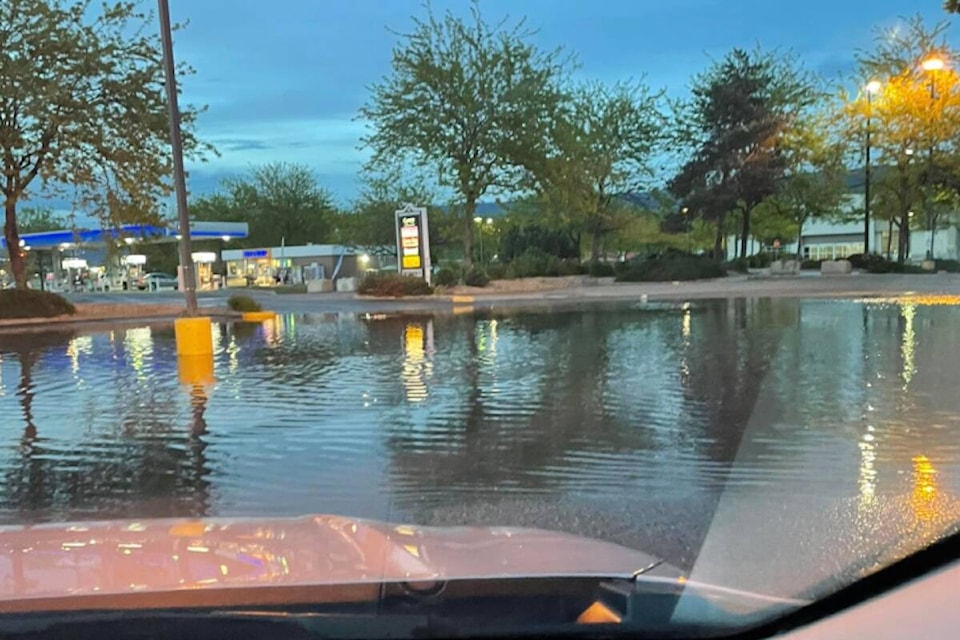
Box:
(0, 299), (958, 578)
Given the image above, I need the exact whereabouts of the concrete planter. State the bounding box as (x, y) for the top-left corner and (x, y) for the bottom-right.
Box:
(821, 260), (852, 275)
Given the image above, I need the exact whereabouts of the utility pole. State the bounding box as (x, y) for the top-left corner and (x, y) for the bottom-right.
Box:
(157, 0), (198, 315)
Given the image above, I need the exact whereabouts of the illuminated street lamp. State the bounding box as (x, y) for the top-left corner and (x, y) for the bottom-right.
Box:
(473, 216), (485, 265)
(864, 80), (882, 254)
(922, 56), (946, 72)
(921, 55), (946, 260)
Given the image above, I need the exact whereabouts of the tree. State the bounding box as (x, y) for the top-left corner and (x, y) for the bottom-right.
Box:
(0, 0), (211, 288)
(335, 170), (443, 258)
(193, 163), (337, 248)
(670, 48), (819, 259)
(754, 112), (848, 257)
(359, 0), (569, 267)
(15, 207), (66, 234)
(848, 16), (960, 261)
(527, 81), (665, 262)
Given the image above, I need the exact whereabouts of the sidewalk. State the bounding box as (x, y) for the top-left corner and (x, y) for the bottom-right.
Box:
(0, 303), (237, 332)
(12, 273), (960, 330)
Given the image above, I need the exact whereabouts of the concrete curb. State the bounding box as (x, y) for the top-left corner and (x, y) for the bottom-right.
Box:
(0, 310), (240, 333)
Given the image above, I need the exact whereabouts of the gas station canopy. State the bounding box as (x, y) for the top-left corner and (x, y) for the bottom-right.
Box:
(0, 221), (248, 250)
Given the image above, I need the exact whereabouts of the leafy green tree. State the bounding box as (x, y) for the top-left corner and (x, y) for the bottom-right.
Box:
(670, 48), (819, 259)
(192, 163), (337, 248)
(0, 0), (211, 288)
(335, 171), (437, 257)
(527, 81), (665, 262)
(359, 0), (569, 267)
(754, 113), (848, 257)
(847, 16), (960, 261)
(15, 208), (66, 234)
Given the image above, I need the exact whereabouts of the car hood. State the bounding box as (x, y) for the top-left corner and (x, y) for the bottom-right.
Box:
(0, 515), (677, 612)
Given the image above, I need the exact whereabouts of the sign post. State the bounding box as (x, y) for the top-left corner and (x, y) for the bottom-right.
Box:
(395, 204), (432, 285)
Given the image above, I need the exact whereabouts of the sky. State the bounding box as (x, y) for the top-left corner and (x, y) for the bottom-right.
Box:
(159, 1), (952, 206)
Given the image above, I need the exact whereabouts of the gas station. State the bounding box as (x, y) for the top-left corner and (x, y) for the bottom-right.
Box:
(0, 221), (248, 291)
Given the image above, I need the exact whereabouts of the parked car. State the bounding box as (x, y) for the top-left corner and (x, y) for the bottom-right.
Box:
(136, 272), (178, 291)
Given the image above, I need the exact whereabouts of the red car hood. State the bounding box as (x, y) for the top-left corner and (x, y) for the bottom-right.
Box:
(0, 515), (674, 612)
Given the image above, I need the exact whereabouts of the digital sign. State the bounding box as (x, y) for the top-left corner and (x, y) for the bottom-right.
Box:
(242, 249), (269, 259)
(395, 205), (432, 284)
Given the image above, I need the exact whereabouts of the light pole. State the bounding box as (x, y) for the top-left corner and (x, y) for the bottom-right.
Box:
(865, 80), (882, 255)
(921, 55), (945, 261)
(474, 216), (484, 264)
(157, 0), (198, 315)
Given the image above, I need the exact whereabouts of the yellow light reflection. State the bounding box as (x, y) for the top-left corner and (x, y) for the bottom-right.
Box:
(402, 322), (430, 403)
(65, 335), (93, 379)
(123, 328), (153, 381)
(911, 455), (939, 525)
(900, 303), (916, 387)
(858, 431), (878, 507)
(490, 319), (498, 355)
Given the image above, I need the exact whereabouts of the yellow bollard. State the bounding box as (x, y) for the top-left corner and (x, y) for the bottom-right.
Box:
(177, 354), (215, 386)
(241, 310), (277, 322)
(175, 317), (213, 357)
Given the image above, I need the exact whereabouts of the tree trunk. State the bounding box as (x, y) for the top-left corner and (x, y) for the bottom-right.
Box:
(739, 209), (750, 259)
(713, 214), (725, 261)
(590, 224), (602, 263)
(796, 218), (805, 260)
(463, 198), (476, 268)
(886, 218), (894, 259)
(4, 200), (25, 289)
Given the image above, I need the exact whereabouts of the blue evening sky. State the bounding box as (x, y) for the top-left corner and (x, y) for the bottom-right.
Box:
(170, 0), (949, 206)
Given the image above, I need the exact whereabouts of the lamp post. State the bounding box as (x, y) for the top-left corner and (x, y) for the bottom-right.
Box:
(473, 216), (484, 264)
(157, 0), (198, 315)
(921, 55), (945, 261)
(864, 80), (882, 255)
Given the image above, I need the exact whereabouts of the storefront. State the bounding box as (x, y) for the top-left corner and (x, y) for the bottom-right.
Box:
(222, 244), (394, 288)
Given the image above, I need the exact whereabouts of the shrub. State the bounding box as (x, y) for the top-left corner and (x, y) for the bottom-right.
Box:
(0, 289), (76, 319)
(587, 261), (615, 277)
(485, 263), (506, 280)
(463, 267), (490, 287)
(227, 294), (262, 312)
(725, 258), (750, 273)
(558, 260), (586, 276)
(506, 247), (561, 278)
(935, 259), (960, 273)
(434, 268), (459, 287)
(847, 253), (867, 269)
(615, 255), (726, 282)
(800, 259), (822, 270)
(357, 272), (433, 297)
(860, 255), (930, 274)
(745, 253), (771, 268)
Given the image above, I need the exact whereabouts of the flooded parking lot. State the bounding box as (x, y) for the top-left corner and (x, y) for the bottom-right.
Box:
(2, 298), (960, 595)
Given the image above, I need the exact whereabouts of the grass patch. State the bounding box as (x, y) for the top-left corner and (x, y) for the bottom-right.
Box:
(0, 289), (76, 320)
(273, 284), (307, 294)
(227, 295), (263, 312)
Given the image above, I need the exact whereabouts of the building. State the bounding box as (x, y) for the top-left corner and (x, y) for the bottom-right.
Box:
(725, 194), (960, 262)
(0, 221), (248, 290)
(221, 244), (395, 287)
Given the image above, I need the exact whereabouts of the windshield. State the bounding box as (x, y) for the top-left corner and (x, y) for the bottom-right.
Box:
(1, 0), (960, 638)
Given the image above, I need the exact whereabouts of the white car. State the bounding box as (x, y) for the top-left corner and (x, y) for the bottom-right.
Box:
(136, 272), (178, 291)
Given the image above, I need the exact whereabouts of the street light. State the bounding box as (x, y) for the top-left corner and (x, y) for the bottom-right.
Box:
(921, 55), (946, 260)
(473, 216), (485, 265)
(922, 56), (946, 72)
(157, 0), (198, 315)
(864, 80), (882, 255)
